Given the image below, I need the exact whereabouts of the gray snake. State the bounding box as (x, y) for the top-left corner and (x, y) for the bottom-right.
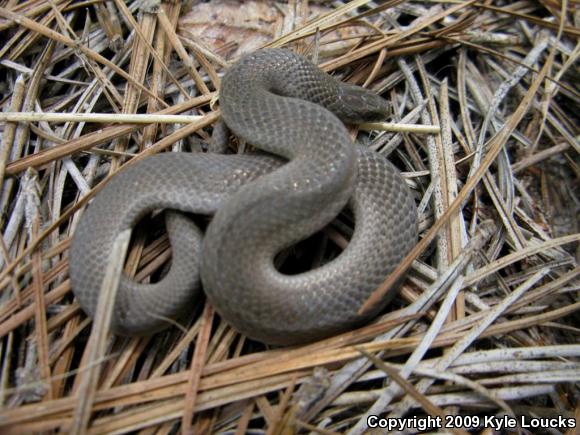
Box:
(69, 49), (418, 345)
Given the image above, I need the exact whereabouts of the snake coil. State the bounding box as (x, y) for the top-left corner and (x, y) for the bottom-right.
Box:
(70, 49), (418, 345)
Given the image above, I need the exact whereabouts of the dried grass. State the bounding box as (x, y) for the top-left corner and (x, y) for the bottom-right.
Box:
(0, 1), (578, 434)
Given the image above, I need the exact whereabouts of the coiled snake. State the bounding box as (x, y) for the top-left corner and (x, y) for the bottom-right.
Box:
(69, 49), (418, 345)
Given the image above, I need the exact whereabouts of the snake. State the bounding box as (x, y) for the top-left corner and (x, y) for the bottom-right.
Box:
(69, 48), (418, 346)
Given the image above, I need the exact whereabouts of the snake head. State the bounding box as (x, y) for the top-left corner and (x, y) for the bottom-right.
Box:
(333, 84), (391, 124)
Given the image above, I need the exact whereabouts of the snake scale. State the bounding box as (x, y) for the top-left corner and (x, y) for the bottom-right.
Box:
(70, 49), (418, 345)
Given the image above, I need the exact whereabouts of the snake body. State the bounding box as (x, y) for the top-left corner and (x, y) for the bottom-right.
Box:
(70, 49), (418, 345)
